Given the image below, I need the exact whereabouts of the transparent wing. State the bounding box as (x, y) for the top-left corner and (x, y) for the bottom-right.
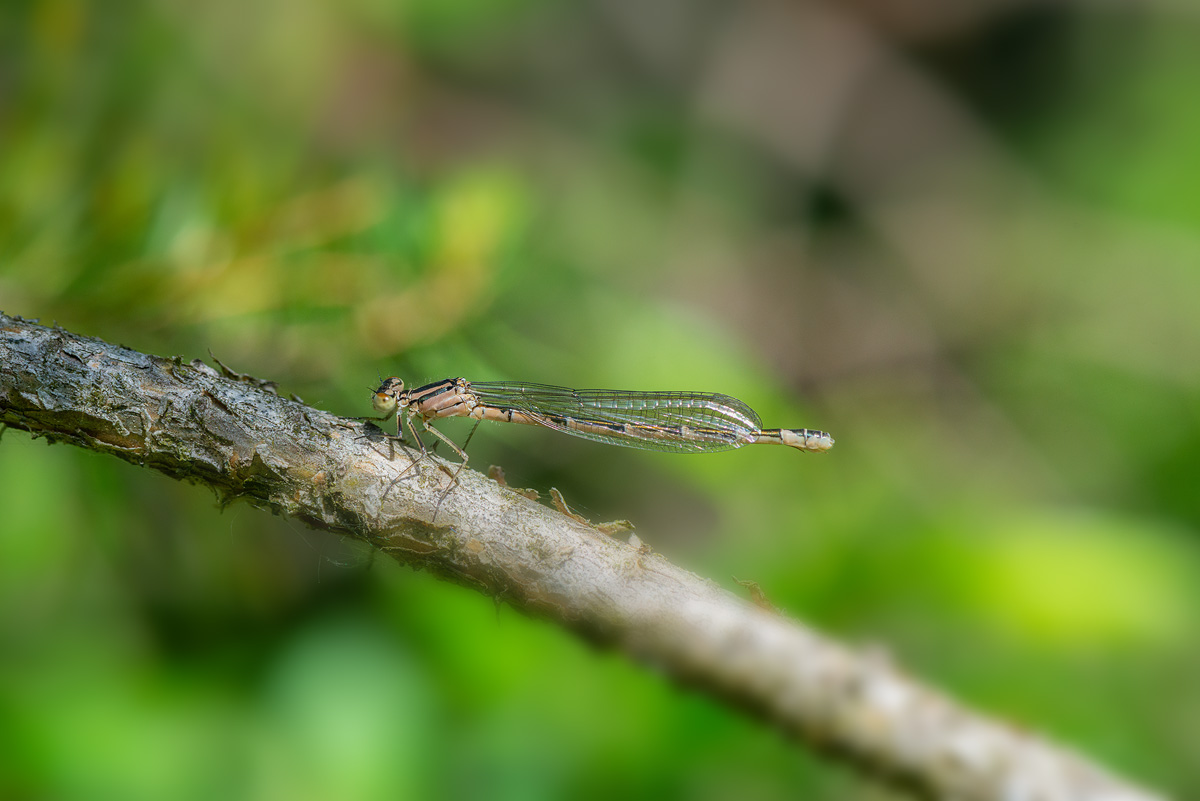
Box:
(467, 382), (762, 453)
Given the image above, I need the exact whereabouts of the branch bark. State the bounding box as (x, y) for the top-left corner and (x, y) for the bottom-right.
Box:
(0, 312), (1166, 801)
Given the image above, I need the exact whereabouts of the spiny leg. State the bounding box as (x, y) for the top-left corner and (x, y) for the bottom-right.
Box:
(432, 420), (481, 521)
(378, 416), (410, 461)
(348, 408), (413, 462)
(417, 417), (469, 480)
(460, 419), (482, 451)
(412, 417), (476, 520)
(378, 414), (478, 520)
(380, 410), (432, 502)
(425, 418), (480, 456)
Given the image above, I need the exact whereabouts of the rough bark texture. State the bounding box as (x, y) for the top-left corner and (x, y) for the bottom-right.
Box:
(0, 312), (1166, 801)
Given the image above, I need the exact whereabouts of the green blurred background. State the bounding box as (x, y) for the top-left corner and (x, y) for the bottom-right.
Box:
(2, 0), (1199, 798)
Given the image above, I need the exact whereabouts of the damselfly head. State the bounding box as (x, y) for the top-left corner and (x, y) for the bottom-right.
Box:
(372, 376), (406, 415)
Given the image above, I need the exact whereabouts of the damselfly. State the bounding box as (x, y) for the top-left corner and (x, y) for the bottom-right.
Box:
(371, 377), (833, 483)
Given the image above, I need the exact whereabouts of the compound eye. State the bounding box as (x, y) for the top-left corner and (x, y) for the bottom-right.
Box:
(371, 377), (406, 413)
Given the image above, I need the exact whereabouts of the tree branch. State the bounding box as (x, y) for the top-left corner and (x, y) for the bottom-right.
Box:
(0, 312), (1165, 801)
